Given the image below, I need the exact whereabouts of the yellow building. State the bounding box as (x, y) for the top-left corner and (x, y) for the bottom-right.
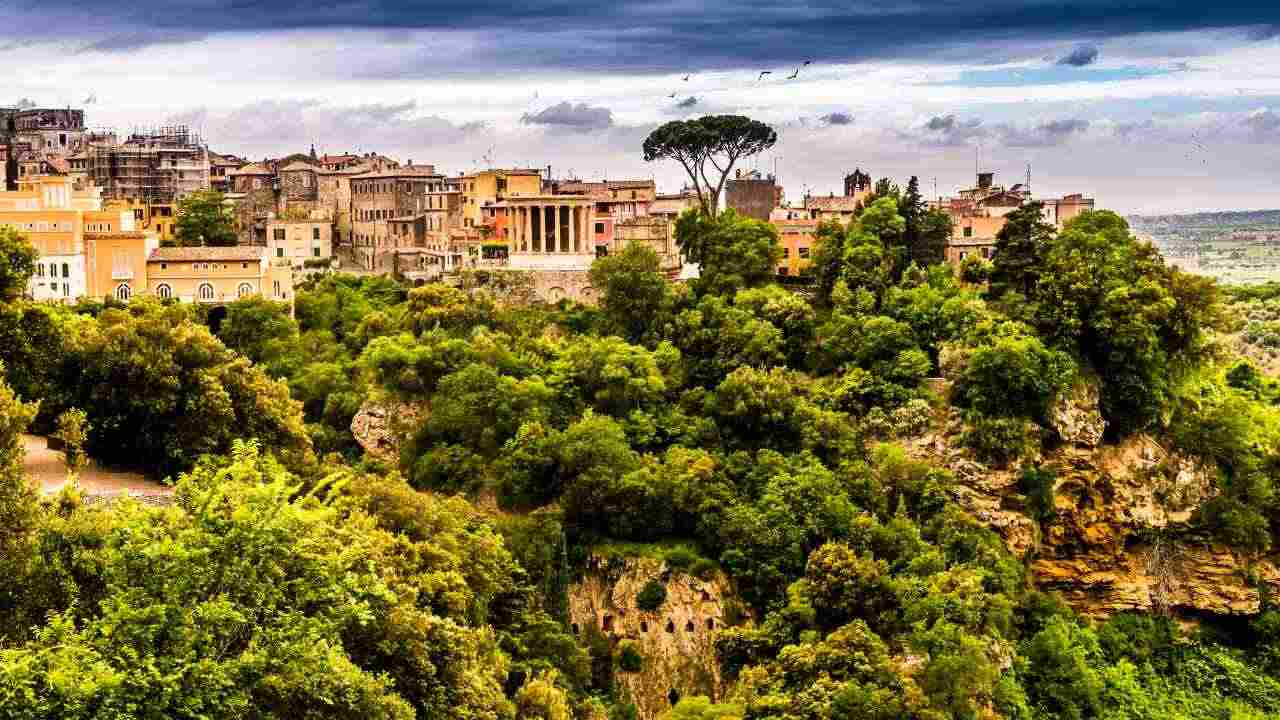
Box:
(146, 246), (294, 304)
(106, 199), (178, 243)
(0, 175), (151, 302)
(771, 218), (818, 276)
(266, 219), (333, 268)
(461, 168), (543, 229)
(85, 231), (160, 302)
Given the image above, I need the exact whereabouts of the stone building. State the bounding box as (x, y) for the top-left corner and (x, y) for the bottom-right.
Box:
(551, 178), (656, 249)
(279, 161), (319, 203)
(725, 169), (782, 221)
(613, 216), (682, 274)
(350, 165), (441, 271)
(933, 172), (1095, 265)
(502, 195), (598, 302)
(228, 162), (275, 194)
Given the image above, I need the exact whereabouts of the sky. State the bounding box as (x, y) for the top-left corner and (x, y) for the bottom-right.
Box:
(3, 1), (1280, 214)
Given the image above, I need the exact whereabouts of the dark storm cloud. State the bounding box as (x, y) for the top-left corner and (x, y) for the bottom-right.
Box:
(521, 102), (614, 130)
(998, 117), (1091, 146)
(1057, 43), (1100, 66)
(6, 1), (1280, 72)
(821, 111), (854, 125)
(916, 114), (987, 146)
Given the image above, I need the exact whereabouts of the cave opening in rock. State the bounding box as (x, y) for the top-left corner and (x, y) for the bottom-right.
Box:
(665, 619), (675, 633)
(706, 618), (715, 630)
(603, 615), (614, 632)
(571, 623), (579, 635)
(640, 620), (648, 632)
(684, 620), (695, 632)
(668, 688), (681, 706)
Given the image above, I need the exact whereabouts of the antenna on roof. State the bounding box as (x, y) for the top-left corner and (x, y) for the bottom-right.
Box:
(1026, 162), (1032, 197)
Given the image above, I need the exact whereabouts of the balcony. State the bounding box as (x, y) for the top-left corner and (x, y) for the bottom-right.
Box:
(111, 268), (134, 280)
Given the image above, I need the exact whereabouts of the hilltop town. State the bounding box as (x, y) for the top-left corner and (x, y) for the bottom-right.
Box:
(2, 103), (1095, 306)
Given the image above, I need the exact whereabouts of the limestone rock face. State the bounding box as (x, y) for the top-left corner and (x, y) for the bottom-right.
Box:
(1048, 377), (1106, 447)
(906, 414), (1280, 618)
(568, 555), (736, 720)
(350, 399), (419, 462)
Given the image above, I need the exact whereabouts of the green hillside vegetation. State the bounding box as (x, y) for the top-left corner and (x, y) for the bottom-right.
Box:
(1, 191), (1280, 719)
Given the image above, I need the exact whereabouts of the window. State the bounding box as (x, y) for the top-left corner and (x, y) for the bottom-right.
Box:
(595, 222), (604, 234)
(62, 283), (69, 296)
(274, 229), (285, 241)
(61, 263), (68, 278)
(276, 247), (284, 257)
(156, 284), (172, 300)
(782, 247), (790, 258)
(115, 284), (131, 301)
(312, 227), (320, 240)
(313, 247), (321, 257)
(273, 280), (281, 296)
(237, 283), (253, 298)
(35, 264), (43, 277)
(798, 247), (810, 259)
(963, 226), (973, 238)
(198, 283), (215, 301)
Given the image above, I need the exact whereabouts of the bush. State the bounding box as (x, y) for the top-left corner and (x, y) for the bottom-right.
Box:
(664, 546), (699, 571)
(690, 558), (718, 580)
(636, 579), (668, 611)
(617, 640), (643, 672)
(1019, 466), (1057, 522)
(962, 414), (1039, 467)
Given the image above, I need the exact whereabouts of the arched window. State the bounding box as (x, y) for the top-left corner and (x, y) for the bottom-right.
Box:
(114, 284), (131, 301)
(237, 282), (254, 298)
(156, 283), (172, 300)
(198, 282), (215, 301)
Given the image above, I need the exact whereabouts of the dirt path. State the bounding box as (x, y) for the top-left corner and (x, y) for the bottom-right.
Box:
(22, 434), (173, 497)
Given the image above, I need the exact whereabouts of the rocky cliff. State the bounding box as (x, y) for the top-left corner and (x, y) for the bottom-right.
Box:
(908, 384), (1280, 618)
(568, 555), (737, 720)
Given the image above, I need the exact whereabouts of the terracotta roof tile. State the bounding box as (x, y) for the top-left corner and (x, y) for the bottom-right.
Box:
(148, 246), (266, 262)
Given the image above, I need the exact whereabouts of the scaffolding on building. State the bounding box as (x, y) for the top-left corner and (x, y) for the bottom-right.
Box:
(88, 124), (210, 204)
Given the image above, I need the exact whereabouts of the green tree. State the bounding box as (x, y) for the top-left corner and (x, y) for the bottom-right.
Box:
(589, 241), (672, 343)
(173, 189), (237, 247)
(51, 408), (89, 476)
(642, 115), (777, 216)
(675, 210), (782, 297)
(991, 201), (1056, 297)
(216, 294), (300, 368)
(0, 227), (39, 300)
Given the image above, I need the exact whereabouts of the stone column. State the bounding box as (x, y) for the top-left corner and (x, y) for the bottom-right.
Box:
(547, 205), (557, 254)
(568, 206), (578, 253)
(523, 206), (533, 253)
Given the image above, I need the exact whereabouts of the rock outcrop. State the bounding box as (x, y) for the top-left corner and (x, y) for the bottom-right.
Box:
(907, 406), (1280, 618)
(568, 555), (737, 720)
(350, 399), (419, 462)
(1047, 377), (1106, 447)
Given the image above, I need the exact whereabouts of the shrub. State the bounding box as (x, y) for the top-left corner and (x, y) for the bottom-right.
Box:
(637, 579), (668, 611)
(617, 640), (643, 673)
(664, 546), (699, 571)
(962, 414), (1039, 467)
(1019, 466), (1057, 522)
(690, 558), (718, 580)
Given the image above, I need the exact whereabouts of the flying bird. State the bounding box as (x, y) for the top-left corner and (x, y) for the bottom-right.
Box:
(83, 93), (96, 104)
(683, 74), (690, 81)
(786, 69), (799, 80)
(669, 92), (677, 98)
(757, 71), (772, 82)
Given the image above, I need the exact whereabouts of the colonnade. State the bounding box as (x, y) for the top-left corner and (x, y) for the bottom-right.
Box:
(510, 203), (592, 254)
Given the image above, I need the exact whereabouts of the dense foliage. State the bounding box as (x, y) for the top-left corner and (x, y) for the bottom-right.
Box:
(0, 184), (1278, 719)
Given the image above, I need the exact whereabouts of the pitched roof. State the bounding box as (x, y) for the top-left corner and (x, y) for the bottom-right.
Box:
(148, 246), (266, 262)
(352, 164), (439, 180)
(279, 161), (319, 173)
(805, 195), (861, 212)
(228, 162), (273, 176)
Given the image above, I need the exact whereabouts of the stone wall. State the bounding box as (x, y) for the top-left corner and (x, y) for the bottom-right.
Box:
(569, 555), (737, 719)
